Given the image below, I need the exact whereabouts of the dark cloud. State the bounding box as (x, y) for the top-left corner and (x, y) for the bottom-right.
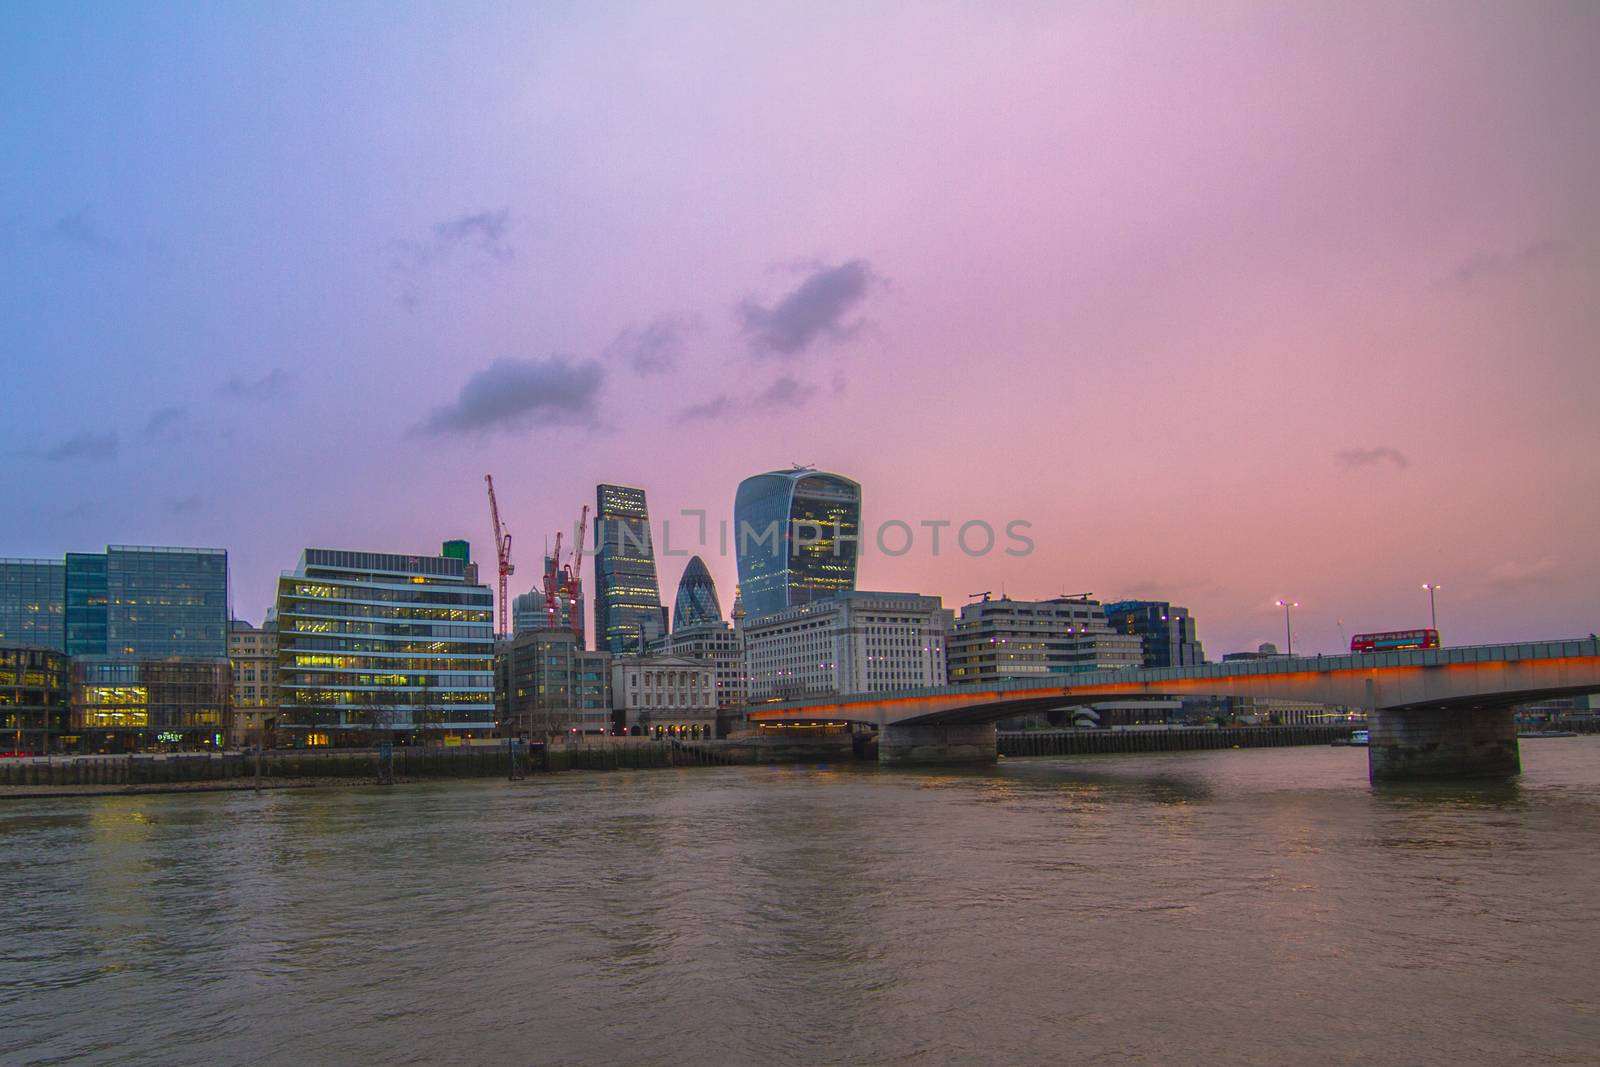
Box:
(679, 375), (816, 422)
(1443, 240), (1573, 288)
(604, 314), (700, 375)
(164, 495), (204, 515)
(219, 369), (293, 401)
(1336, 446), (1408, 470)
(47, 432), (119, 462)
(143, 406), (189, 441)
(416, 356), (605, 436)
(47, 208), (119, 254)
(393, 208), (515, 272)
(739, 259), (879, 355)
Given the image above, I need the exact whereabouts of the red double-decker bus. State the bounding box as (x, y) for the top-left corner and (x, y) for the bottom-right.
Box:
(1350, 629), (1440, 654)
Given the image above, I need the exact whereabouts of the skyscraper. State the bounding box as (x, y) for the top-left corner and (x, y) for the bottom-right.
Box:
(1103, 600), (1206, 667)
(593, 484), (666, 654)
(672, 555), (722, 631)
(733, 467), (861, 620)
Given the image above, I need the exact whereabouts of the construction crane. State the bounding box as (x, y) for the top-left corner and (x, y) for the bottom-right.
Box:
(484, 474), (514, 636)
(969, 591), (992, 603)
(567, 504), (589, 644)
(544, 530), (563, 627)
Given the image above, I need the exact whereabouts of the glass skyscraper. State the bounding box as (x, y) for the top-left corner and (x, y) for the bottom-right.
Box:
(60, 546), (228, 659)
(734, 468), (861, 619)
(593, 484), (666, 654)
(672, 555), (722, 631)
(0, 558), (66, 651)
(275, 547), (496, 744)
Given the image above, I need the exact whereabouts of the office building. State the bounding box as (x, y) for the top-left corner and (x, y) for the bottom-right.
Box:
(672, 555), (722, 631)
(743, 591), (951, 701)
(659, 620), (746, 712)
(734, 467), (861, 619)
(72, 658), (232, 752)
(0, 559), (65, 652)
(498, 629), (613, 737)
(1103, 600), (1206, 667)
(593, 484), (666, 653)
(612, 655), (717, 737)
(228, 617), (279, 746)
(948, 596), (1144, 681)
(275, 546), (495, 745)
(0, 645), (69, 754)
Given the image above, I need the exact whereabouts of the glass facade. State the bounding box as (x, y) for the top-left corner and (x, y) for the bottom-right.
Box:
(276, 547), (496, 744)
(1103, 600), (1206, 667)
(734, 468), (861, 619)
(671, 555), (722, 631)
(64, 552), (108, 656)
(104, 546), (229, 658)
(0, 645), (70, 754)
(0, 559), (66, 652)
(593, 484), (666, 654)
(70, 657), (230, 752)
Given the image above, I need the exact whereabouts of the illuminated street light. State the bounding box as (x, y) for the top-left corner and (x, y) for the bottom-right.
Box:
(1275, 599), (1299, 656)
(1422, 583), (1441, 632)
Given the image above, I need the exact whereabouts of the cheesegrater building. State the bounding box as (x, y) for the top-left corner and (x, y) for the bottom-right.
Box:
(276, 547), (495, 746)
(733, 468), (861, 620)
(593, 484), (667, 654)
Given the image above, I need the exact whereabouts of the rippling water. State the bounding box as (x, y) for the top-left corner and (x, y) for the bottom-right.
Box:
(3, 741), (1599, 1065)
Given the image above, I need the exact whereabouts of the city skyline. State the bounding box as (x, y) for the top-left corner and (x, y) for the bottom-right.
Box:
(2, 4), (1596, 656)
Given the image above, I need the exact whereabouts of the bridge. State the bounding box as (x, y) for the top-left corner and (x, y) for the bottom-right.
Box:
(748, 638), (1600, 780)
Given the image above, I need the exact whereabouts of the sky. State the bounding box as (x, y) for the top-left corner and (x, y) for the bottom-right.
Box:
(2, 1), (1597, 656)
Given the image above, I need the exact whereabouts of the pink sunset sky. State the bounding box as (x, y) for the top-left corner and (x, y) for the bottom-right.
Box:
(2, 2), (1596, 654)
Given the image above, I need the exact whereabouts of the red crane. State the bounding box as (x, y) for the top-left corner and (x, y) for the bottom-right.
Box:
(483, 474), (514, 636)
(567, 504), (589, 645)
(544, 530), (563, 628)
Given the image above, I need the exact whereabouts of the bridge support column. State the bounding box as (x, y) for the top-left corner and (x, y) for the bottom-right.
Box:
(879, 723), (997, 766)
(1368, 707), (1520, 782)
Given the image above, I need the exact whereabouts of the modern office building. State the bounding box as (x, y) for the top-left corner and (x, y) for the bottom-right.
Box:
(0, 645), (70, 754)
(733, 467), (861, 619)
(275, 546), (495, 745)
(743, 591), (951, 701)
(228, 617), (279, 746)
(1103, 600), (1206, 667)
(61, 546), (229, 659)
(672, 555), (722, 631)
(0, 559), (66, 652)
(593, 484), (666, 654)
(72, 658), (232, 752)
(612, 655), (718, 737)
(498, 629), (613, 737)
(947, 596), (1144, 681)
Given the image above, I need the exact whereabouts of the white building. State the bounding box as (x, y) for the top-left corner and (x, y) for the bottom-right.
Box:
(656, 620), (747, 710)
(743, 591), (952, 701)
(612, 655), (717, 737)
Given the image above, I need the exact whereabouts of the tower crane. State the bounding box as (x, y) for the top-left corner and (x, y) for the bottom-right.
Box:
(483, 474), (514, 636)
(567, 504), (589, 644)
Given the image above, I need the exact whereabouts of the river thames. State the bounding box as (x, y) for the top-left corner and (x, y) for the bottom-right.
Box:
(3, 741), (1598, 1066)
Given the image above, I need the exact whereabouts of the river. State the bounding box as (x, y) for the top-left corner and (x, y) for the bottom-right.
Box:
(3, 740), (1598, 1065)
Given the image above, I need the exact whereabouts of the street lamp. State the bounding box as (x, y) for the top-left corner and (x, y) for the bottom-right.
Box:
(1422, 583), (1441, 632)
(1275, 599), (1299, 656)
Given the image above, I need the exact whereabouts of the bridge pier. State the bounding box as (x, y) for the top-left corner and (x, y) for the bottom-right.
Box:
(878, 722), (997, 766)
(1368, 707), (1521, 782)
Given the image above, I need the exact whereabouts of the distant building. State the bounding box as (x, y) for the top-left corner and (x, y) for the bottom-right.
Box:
(658, 620), (746, 712)
(593, 484), (666, 654)
(1103, 600), (1205, 667)
(672, 555), (722, 632)
(275, 546), (495, 746)
(0, 645), (69, 754)
(498, 629), (612, 737)
(0, 558), (65, 652)
(612, 655), (717, 737)
(512, 555), (585, 643)
(948, 596), (1143, 681)
(228, 618), (279, 746)
(743, 591), (951, 702)
(734, 468), (861, 619)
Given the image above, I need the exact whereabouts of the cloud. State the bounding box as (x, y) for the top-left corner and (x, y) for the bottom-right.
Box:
(46, 432), (119, 462)
(1485, 556), (1559, 591)
(679, 375), (817, 422)
(1336, 446), (1408, 470)
(393, 208), (515, 271)
(47, 208), (119, 255)
(1442, 240), (1573, 289)
(739, 259), (879, 355)
(218, 369), (293, 400)
(143, 406), (190, 441)
(164, 495), (204, 515)
(416, 356), (605, 436)
(604, 314), (700, 375)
